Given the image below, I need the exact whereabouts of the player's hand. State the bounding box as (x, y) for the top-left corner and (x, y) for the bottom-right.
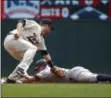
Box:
(50, 67), (65, 77)
(14, 31), (19, 40)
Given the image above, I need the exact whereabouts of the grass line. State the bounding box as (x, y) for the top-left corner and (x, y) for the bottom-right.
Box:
(2, 84), (111, 97)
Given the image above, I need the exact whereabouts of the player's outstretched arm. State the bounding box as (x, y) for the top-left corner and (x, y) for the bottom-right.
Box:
(22, 76), (40, 83)
(40, 50), (65, 77)
(43, 54), (54, 68)
(17, 71), (40, 83)
(40, 50), (54, 68)
(42, 53), (64, 77)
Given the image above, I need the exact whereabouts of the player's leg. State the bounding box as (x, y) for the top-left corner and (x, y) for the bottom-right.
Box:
(4, 34), (37, 82)
(68, 66), (98, 82)
(80, 73), (111, 83)
(68, 66), (91, 82)
(76, 68), (111, 83)
(73, 70), (111, 83)
(77, 72), (98, 82)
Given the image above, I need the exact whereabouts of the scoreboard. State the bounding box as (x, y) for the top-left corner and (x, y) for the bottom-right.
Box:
(40, 0), (111, 20)
(1, 0), (111, 20)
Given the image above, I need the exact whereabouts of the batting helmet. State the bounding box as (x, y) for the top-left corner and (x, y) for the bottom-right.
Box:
(34, 59), (47, 71)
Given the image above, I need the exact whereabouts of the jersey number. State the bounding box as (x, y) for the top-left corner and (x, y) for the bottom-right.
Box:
(27, 33), (39, 45)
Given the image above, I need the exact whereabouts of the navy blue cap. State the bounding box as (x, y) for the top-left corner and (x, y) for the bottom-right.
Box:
(40, 19), (54, 30)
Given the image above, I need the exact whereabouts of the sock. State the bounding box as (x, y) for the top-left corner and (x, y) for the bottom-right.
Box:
(97, 74), (111, 82)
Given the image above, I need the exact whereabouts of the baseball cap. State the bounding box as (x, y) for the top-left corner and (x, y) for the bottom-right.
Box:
(40, 19), (54, 30)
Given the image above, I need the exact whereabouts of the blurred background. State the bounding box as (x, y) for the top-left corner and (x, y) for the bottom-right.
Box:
(1, 0), (111, 76)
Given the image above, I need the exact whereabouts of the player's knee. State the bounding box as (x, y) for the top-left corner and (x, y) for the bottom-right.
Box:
(29, 46), (37, 55)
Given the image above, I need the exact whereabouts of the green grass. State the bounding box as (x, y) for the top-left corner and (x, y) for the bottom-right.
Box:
(2, 83), (111, 97)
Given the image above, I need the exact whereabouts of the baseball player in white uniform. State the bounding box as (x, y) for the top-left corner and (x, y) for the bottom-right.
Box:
(16, 59), (111, 83)
(3, 19), (63, 83)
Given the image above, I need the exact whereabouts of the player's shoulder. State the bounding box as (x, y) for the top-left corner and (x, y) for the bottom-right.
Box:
(24, 19), (41, 29)
(41, 66), (51, 75)
(36, 66), (51, 77)
(25, 19), (38, 24)
(40, 65), (51, 73)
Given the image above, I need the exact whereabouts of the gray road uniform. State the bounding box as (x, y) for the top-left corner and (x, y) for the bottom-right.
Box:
(35, 66), (98, 83)
(35, 65), (70, 83)
(68, 66), (98, 82)
(4, 19), (47, 80)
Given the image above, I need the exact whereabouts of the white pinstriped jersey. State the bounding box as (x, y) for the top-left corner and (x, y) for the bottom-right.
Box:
(10, 19), (46, 50)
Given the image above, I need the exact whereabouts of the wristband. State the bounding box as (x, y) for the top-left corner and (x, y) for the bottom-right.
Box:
(47, 60), (54, 68)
